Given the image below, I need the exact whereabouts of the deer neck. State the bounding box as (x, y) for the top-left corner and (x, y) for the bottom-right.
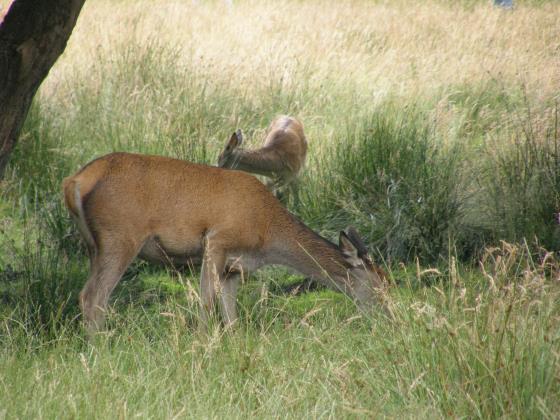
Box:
(267, 213), (352, 294)
(230, 147), (285, 176)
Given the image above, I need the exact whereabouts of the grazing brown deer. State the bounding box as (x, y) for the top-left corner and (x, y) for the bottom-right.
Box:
(63, 152), (388, 333)
(217, 115), (307, 201)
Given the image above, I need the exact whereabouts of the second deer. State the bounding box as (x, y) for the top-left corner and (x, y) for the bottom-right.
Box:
(218, 115), (307, 201)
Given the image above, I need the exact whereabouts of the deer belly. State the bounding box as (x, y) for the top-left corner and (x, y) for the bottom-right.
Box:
(225, 252), (265, 273)
(138, 235), (203, 266)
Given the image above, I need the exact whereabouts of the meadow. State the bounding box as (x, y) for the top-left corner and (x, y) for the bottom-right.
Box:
(1, 0), (559, 418)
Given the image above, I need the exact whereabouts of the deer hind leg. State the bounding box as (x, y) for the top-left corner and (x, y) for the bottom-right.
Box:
(79, 238), (140, 334)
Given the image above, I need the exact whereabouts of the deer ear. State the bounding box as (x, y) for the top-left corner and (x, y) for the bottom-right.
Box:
(345, 226), (369, 258)
(339, 231), (361, 267)
(235, 129), (243, 145)
(226, 130), (242, 151)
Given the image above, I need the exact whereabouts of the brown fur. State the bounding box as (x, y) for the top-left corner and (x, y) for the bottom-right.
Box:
(63, 152), (388, 332)
(218, 115), (307, 197)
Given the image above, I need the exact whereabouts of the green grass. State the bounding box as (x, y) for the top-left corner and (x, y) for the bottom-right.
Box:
(1, 0), (560, 417)
(1, 243), (558, 418)
(298, 106), (465, 262)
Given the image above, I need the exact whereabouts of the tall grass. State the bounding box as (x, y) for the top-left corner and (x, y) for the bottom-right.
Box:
(0, 1), (559, 417)
(0, 0), (556, 326)
(4, 0), (556, 261)
(482, 104), (560, 248)
(298, 105), (465, 262)
(5, 241), (84, 339)
(1, 242), (558, 418)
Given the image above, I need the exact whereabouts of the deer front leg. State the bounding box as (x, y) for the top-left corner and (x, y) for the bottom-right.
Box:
(265, 176), (287, 203)
(219, 267), (242, 328)
(287, 179), (301, 207)
(199, 241), (227, 330)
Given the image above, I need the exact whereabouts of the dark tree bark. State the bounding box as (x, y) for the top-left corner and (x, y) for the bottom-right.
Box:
(0, 0), (85, 178)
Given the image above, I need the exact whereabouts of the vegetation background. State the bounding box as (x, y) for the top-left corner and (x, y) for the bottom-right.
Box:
(0, 0), (559, 418)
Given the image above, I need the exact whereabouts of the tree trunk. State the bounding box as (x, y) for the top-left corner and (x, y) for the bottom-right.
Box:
(0, 0), (85, 178)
